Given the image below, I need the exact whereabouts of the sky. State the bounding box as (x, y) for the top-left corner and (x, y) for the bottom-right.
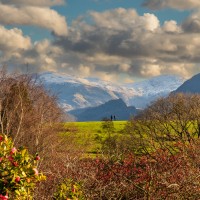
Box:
(0, 0), (200, 83)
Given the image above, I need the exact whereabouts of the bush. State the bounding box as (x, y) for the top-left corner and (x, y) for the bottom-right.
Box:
(0, 134), (45, 199)
(75, 141), (200, 199)
(53, 179), (84, 200)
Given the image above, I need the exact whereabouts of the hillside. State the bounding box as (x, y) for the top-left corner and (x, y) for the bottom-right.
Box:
(174, 73), (200, 93)
(69, 99), (138, 121)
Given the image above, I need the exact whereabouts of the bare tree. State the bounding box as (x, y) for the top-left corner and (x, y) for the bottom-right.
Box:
(0, 70), (67, 155)
(128, 93), (200, 153)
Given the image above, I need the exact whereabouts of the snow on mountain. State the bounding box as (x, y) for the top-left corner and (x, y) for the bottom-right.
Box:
(125, 75), (186, 108)
(39, 72), (185, 112)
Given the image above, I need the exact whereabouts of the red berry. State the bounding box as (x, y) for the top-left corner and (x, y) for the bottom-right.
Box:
(15, 176), (20, 183)
(8, 156), (13, 162)
(72, 185), (76, 193)
(10, 147), (17, 154)
(35, 155), (40, 161)
(0, 194), (8, 200)
(12, 161), (18, 167)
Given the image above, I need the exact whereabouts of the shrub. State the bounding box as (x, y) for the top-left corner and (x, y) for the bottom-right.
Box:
(70, 140), (200, 199)
(53, 179), (84, 200)
(0, 134), (45, 199)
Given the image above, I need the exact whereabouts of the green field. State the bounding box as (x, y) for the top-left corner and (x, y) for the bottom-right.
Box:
(61, 120), (200, 156)
(62, 121), (127, 154)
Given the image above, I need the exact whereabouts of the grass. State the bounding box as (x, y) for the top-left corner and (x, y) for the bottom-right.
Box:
(61, 120), (199, 157)
(62, 121), (127, 155)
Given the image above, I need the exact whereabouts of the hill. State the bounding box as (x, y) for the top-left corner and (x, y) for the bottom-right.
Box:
(174, 73), (200, 93)
(69, 99), (138, 121)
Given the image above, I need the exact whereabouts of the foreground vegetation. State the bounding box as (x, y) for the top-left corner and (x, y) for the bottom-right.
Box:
(1, 69), (200, 199)
(0, 134), (45, 199)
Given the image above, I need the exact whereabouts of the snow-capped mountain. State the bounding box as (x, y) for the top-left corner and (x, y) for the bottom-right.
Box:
(125, 75), (186, 108)
(39, 72), (185, 112)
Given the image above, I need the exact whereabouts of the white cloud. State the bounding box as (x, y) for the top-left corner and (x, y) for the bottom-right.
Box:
(90, 8), (159, 32)
(143, 0), (200, 10)
(0, 26), (31, 51)
(1, 7), (200, 82)
(162, 63), (195, 78)
(0, 0), (64, 7)
(0, 4), (67, 36)
(140, 13), (160, 31)
(163, 20), (182, 33)
(78, 65), (92, 77)
(141, 64), (161, 77)
(90, 8), (138, 30)
(25, 8), (200, 79)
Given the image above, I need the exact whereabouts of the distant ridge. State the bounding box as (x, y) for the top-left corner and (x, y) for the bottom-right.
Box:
(39, 72), (185, 112)
(174, 73), (200, 93)
(69, 99), (138, 121)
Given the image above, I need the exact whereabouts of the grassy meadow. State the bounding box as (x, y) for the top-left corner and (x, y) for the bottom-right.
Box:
(61, 118), (200, 158)
(62, 121), (127, 155)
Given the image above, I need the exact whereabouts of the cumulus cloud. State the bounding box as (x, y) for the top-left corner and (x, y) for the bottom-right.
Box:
(0, 26), (31, 67)
(0, 0), (68, 72)
(50, 8), (200, 80)
(90, 8), (138, 30)
(141, 64), (161, 77)
(0, 4), (67, 36)
(90, 8), (159, 31)
(1, 7), (200, 82)
(143, 0), (200, 10)
(182, 11), (200, 33)
(163, 20), (182, 33)
(0, 26), (31, 51)
(0, 0), (64, 7)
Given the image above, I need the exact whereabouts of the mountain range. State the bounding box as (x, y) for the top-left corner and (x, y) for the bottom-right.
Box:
(39, 72), (185, 113)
